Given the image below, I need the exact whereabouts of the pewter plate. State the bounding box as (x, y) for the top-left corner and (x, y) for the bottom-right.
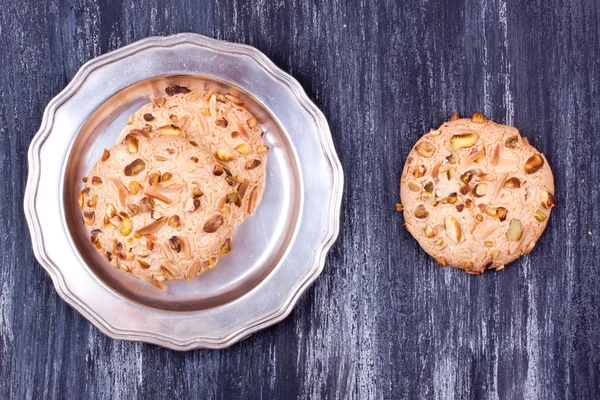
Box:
(24, 33), (343, 350)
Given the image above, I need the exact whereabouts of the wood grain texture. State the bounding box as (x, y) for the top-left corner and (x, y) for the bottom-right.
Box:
(1, 0), (599, 398)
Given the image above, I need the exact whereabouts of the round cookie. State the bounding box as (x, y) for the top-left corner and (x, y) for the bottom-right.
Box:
(399, 113), (556, 274)
(116, 86), (268, 224)
(80, 134), (243, 289)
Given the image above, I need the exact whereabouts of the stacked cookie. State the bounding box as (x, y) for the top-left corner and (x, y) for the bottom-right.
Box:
(79, 86), (268, 288)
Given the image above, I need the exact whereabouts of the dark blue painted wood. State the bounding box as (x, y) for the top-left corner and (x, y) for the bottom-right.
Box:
(1, 0), (599, 398)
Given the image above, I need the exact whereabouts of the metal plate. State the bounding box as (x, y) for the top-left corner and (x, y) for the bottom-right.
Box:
(24, 33), (343, 350)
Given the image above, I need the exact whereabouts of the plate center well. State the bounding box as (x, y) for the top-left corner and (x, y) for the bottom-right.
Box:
(62, 75), (302, 312)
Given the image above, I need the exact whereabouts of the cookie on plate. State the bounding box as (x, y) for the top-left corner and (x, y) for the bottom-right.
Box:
(116, 85), (268, 224)
(399, 113), (556, 274)
(80, 134), (250, 289)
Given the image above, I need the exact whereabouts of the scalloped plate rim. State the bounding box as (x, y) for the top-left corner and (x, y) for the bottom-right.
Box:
(24, 33), (343, 350)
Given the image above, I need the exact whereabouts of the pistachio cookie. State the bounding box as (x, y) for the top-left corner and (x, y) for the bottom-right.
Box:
(80, 134), (251, 289)
(399, 113), (556, 274)
(116, 85), (268, 224)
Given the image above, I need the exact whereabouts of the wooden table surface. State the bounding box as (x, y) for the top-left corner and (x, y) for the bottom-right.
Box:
(1, 0), (599, 398)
